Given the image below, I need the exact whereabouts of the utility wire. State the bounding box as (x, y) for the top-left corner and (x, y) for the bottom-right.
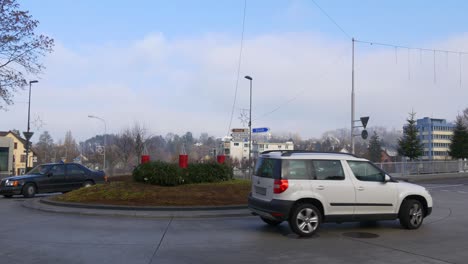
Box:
(311, 0), (351, 39)
(354, 39), (468, 55)
(253, 46), (350, 121)
(226, 0), (247, 136)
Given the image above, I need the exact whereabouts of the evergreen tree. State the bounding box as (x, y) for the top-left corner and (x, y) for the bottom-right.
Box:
(398, 111), (423, 160)
(368, 131), (382, 162)
(449, 115), (468, 159)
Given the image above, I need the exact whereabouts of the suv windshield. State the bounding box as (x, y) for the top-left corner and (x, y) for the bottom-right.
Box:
(28, 164), (53, 175)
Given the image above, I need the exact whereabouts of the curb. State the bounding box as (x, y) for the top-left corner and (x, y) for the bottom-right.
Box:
(21, 198), (253, 219)
(40, 198), (247, 211)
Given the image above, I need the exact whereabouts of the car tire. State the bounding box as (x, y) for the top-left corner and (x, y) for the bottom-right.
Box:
(289, 203), (322, 237)
(260, 217), (282, 226)
(22, 183), (36, 198)
(83, 180), (94, 188)
(3, 195), (13, 198)
(399, 199), (424, 229)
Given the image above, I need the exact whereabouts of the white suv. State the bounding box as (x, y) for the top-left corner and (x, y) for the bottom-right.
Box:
(248, 151), (433, 237)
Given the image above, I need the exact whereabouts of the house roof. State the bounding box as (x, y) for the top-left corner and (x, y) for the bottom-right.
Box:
(0, 131), (37, 155)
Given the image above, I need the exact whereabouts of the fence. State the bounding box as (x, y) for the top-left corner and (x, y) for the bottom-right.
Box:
(375, 160), (468, 176)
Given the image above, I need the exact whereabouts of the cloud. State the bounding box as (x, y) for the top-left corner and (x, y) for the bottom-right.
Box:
(2, 31), (468, 142)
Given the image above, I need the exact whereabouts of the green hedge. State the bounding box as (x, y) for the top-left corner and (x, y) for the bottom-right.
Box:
(133, 161), (183, 186)
(133, 161), (234, 186)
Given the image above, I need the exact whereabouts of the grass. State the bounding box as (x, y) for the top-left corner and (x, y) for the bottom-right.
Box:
(54, 175), (252, 206)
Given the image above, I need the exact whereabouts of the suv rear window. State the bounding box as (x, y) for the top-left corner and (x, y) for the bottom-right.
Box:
(254, 158), (281, 179)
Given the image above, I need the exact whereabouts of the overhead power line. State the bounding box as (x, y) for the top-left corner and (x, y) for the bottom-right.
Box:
(226, 0), (247, 135)
(311, 0), (351, 39)
(354, 39), (468, 55)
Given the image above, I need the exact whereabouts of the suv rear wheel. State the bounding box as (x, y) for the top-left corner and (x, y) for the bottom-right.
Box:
(289, 203), (322, 237)
(260, 217), (282, 226)
(399, 199), (424, 229)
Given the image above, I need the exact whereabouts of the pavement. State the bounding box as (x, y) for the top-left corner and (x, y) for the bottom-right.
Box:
(21, 173), (468, 219)
(1, 177), (468, 263)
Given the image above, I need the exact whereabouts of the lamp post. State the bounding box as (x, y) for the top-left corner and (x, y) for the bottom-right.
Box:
(88, 115), (107, 171)
(24, 80), (38, 172)
(244, 75), (253, 176)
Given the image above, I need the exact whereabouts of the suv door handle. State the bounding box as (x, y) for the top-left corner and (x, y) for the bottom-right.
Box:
(316, 185), (325, 190)
(357, 186), (365, 191)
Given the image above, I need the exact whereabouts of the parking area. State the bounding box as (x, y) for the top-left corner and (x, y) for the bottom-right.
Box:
(0, 178), (467, 264)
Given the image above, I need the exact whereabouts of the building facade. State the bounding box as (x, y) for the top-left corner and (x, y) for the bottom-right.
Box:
(223, 140), (294, 162)
(416, 117), (454, 160)
(0, 131), (37, 176)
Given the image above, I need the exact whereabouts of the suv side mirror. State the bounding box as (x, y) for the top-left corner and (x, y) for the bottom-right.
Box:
(384, 174), (391, 183)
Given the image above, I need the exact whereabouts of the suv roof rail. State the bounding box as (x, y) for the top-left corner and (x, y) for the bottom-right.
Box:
(260, 150), (358, 158)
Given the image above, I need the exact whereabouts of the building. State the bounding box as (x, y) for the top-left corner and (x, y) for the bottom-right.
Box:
(223, 140), (294, 162)
(0, 131), (37, 176)
(416, 117), (454, 160)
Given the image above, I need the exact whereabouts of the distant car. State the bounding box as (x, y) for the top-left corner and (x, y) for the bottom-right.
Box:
(0, 163), (107, 198)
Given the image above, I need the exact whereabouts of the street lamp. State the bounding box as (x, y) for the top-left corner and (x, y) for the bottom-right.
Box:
(24, 80), (38, 172)
(244, 75), (253, 177)
(88, 115), (107, 172)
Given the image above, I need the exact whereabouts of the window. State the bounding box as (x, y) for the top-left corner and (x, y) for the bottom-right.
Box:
(244, 143), (248, 147)
(347, 161), (385, 182)
(313, 160), (345, 180)
(254, 158), (281, 179)
(234, 143), (239, 147)
(14, 143), (17, 149)
(66, 164), (85, 175)
(281, 160), (311, 180)
(259, 144), (264, 149)
(50, 165), (65, 176)
(20, 154), (26, 163)
(0, 147), (8, 171)
(280, 159), (344, 180)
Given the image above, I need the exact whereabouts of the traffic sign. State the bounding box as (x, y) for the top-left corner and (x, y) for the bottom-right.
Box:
(231, 128), (248, 133)
(23, 131), (34, 141)
(252, 127), (269, 133)
(360, 117), (369, 129)
(361, 130), (368, 140)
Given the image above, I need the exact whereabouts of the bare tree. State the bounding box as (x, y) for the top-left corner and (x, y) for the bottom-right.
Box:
(0, 0), (54, 109)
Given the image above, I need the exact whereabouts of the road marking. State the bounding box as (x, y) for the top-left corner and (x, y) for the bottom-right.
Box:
(457, 191), (468, 194)
(425, 184), (464, 190)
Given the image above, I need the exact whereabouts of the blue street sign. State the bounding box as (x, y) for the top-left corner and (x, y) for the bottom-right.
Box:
(252, 127), (269, 133)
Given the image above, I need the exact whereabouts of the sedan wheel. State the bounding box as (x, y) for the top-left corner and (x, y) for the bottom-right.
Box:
(83, 181), (94, 188)
(22, 184), (36, 198)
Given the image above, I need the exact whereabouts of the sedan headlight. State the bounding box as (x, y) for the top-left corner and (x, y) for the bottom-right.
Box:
(5, 180), (23, 187)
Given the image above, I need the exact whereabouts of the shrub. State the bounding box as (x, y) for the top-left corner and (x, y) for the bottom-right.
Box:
(184, 163), (233, 184)
(133, 161), (234, 186)
(133, 161), (183, 186)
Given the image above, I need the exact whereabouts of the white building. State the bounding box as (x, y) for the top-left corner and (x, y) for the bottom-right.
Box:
(223, 140), (294, 162)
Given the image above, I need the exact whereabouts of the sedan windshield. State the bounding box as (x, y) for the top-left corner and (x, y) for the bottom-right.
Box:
(28, 164), (53, 175)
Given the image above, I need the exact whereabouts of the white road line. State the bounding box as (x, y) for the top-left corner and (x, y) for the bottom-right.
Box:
(457, 191), (468, 194)
(425, 184), (464, 190)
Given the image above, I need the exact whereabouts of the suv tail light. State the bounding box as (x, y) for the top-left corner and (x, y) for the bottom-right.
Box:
(273, 179), (289, 194)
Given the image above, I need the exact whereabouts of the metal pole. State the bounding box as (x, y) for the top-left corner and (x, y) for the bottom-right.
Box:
(103, 121), (107, 171)
(88, 115), (107, 172)
(249, 78), (252, 177)
(351, 38), (355, 154)
(25, 82), (32, 170)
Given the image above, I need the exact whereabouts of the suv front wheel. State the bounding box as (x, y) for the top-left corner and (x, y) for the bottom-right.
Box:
(289, 203), (322, 237)
(399, 199), (424, 229)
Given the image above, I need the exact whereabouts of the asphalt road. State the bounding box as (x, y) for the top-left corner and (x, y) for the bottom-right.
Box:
(1, 178), (468, 264)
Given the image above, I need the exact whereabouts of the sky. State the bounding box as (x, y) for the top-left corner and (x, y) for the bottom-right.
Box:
(2, 0), (468, 143)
